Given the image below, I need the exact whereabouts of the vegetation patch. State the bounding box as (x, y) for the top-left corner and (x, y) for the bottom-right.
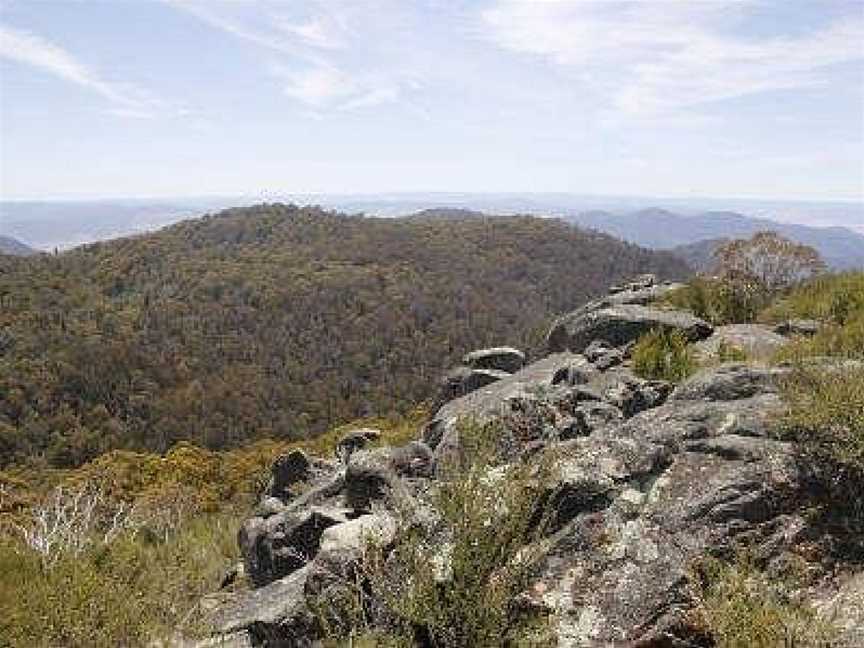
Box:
(631, 328), (698, 383)
(317, 419), (554, 647)
(661, 231), (826, 325)
(0, 510), (241, 647)
(779, 365), (864, 483)
(689, 553), (837, 648)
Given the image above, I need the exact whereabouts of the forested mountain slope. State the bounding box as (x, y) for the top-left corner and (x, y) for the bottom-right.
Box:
(0, 204), (689, 468)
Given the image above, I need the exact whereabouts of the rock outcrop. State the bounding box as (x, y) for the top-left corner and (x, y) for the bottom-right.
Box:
(197, 276), (860, 647)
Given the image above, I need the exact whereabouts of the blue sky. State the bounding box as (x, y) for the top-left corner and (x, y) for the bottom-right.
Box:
(1, 0), (862, 201)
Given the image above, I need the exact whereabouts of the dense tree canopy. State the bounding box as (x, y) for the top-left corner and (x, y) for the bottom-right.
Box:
(0, 204), (690, 467)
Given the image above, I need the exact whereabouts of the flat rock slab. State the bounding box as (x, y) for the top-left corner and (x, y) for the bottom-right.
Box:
(463, 346), (526, 373)
(547, 304), (713, 353)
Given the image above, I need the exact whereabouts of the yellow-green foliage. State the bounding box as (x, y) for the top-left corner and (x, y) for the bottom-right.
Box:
(762, 271), (864, 325)
(661, 277), (765, 325)
(0, 408), (428, 647)
(0, 512), (240, 647)
(768, 272), (864, 362)
(690, 554), (836, 648)
(779, 365), (864, 474)
(632, 329), (697, 383)
(712, 340), (748, 364)
(1, 406), (428, 527)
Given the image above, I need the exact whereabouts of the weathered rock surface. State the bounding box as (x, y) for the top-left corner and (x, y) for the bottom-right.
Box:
(529, 377), (805, 645)
(547, 303), (713, 354)
(211, 566), (318, 647)
(196, 275), (860, 647)
(345, 442), (433, 512)
(266, 449), (339, 502)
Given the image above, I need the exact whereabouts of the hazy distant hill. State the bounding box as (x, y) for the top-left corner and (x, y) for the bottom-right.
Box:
(566, 209), (864, 269)
(0, 203), (690, 467)
(0, 235), (35, 256)
(0, 200), (210, 250)
(4, 195), (862, 255)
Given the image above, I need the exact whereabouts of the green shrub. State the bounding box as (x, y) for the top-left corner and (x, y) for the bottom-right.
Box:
(690, 553), (837, 647)
(662, 276), (768, 325)
(776, 365), (864, 560)
(632, 329), (697, 383)
(321, 419), (554, 647)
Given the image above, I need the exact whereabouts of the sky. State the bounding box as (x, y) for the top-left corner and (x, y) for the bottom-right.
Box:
(1, 0), (863, 202)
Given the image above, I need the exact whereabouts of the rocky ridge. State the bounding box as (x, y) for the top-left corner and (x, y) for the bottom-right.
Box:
(199, 275), (863, 647)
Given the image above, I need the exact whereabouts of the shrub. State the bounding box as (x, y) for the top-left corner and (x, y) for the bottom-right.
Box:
(661, 277), (762, 325)
(663, 234), (828, 326)
(319, 419), (554, 647)
(689, 553), (837, 647)
(632, 329), (697, 383)
(0, 511), (241, 647)
(775, 314), (864, 362)
(713, 231), (825, 296)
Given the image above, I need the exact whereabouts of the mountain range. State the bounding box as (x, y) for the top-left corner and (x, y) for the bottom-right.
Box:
(3, 194), (861, 257)
(566, 208), (864, 270)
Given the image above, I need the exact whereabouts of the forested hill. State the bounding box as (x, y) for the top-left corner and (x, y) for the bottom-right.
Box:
(0, 204), (690, 468)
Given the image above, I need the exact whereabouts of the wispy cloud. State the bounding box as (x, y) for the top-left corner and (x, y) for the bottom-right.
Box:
(0, 23), (171, 118)
(481, 1), (864, 116)
(164, 0), (413, 112)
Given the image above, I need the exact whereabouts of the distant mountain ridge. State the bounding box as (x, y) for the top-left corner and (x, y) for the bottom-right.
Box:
(0, 235), (36, 256)
(566, 208), (864, 270)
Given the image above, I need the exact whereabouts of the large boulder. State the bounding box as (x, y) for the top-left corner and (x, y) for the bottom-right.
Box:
(774, 318), (821, 337)
(671, 362), (787, 402)
(306, 513), (398, 596)
(547, 304), (713, 354)
(239, 506), (351, 587)
(424, 352), (579, 460)
(266, 449), (339, 502)
(463, 346), (526, 374)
